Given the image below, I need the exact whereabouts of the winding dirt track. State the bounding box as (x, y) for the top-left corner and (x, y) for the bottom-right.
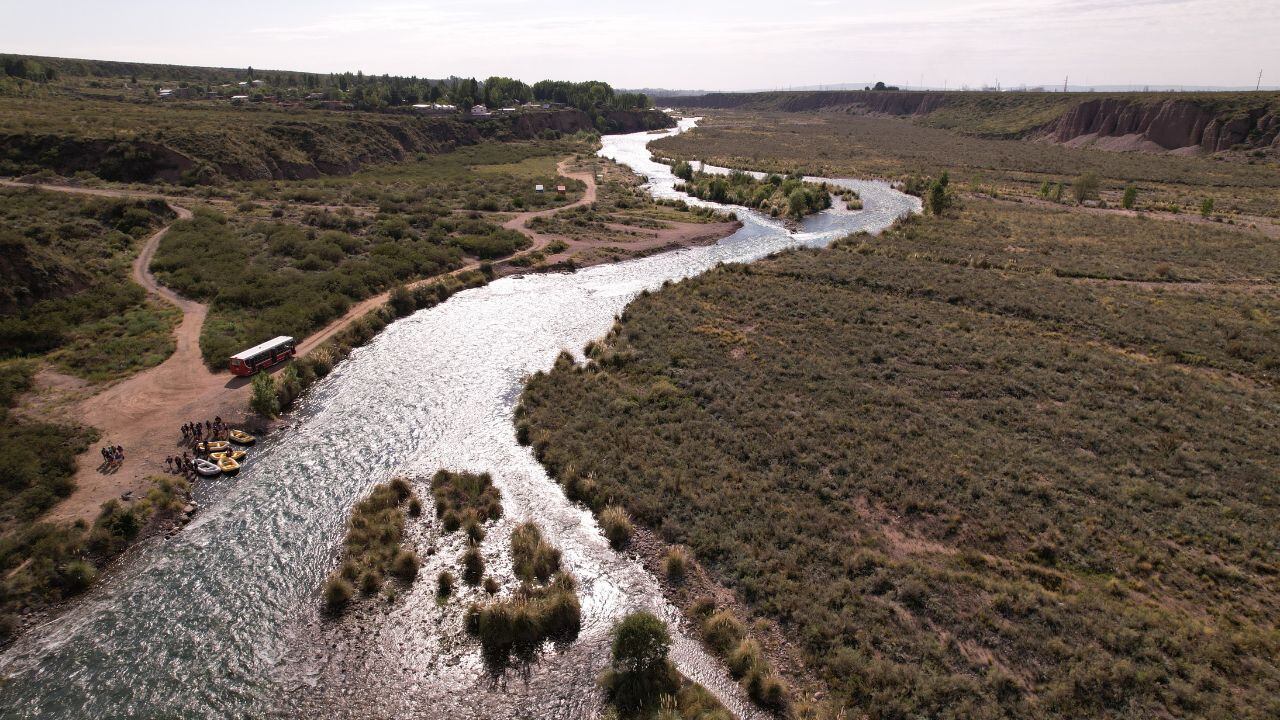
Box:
(9, 162), (599, 522)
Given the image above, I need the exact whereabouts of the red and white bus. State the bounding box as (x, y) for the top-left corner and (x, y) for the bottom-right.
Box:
(228, 336), (296, 376)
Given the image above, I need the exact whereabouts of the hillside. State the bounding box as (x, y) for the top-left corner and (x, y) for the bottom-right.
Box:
(666, 90), (1280, 152)
(0, 98), (670, 184)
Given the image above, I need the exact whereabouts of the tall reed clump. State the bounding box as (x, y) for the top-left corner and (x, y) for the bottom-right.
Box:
(599, 505), (634, 549)
(322, 477), (423, 614)
(431, 469), (503, 534)
(701, 607), (788, 710)
(464, 522), (580, 664)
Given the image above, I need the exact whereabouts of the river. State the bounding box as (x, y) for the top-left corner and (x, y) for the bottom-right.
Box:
(0, 118), (919, 719)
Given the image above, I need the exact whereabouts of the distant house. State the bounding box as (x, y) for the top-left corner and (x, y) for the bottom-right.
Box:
(304, 92), (325, 101)
(412, 103), (456, 115)
(230, 95), (249, 104)
(535, 184), (545, 193)
(498, 107), (518, 113)
(158, 87), (198, 100)
(470, 104), (489, 116)
(555, 185), (566, 194)
(250, 79), (265, 87)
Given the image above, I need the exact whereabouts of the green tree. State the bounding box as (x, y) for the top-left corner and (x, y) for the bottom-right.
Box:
(1200, 197), (1215, 217)
(672, 161), (694, 181)
(926, 171), (952, 215)
(1073, 172), (1100, 204)
(250, 372), (279, 417)
(1122, 184), (1137, 210)
(787, 188), (809, 218)
(602, 611), (680, 713)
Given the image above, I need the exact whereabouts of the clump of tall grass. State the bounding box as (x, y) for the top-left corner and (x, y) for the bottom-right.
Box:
(663, 546), (691, 585)
(465, 522), (581, 664)
(599, 505), (634, 549)
(431, 470), (502, 536)
(461, 545), (485, 585)
(437, 570), (455, 597)
(510, 521), (561, 583)
(699, 606), (788, 710)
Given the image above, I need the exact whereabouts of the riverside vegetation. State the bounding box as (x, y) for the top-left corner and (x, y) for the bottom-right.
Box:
(322, 477), (422, 613)
(519, 179), (1280, 717)
(672, 163), (830, 220)
(0, 363), (190, 641)
(463, 521), (581, 665)
(600, 610), (732, 720)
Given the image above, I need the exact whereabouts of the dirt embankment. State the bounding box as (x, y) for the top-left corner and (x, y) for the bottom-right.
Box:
(667, 91), (1280, 153)
(0, 108), (674, 184)
(1043, 97), (1280, 151)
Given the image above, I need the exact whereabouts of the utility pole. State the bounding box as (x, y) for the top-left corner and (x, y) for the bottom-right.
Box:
(1064, 76), (1068, 93)
(1258, 69), (1264, 92)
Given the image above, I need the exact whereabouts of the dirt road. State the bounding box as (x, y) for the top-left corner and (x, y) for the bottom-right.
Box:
(16, 158), (738, 523)
(15, 161), (602, 522)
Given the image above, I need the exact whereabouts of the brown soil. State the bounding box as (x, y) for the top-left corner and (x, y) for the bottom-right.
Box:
(10, 158), (741, 524)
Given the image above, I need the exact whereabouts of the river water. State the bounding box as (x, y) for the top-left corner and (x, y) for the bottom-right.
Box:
(0, 119), (918, 719)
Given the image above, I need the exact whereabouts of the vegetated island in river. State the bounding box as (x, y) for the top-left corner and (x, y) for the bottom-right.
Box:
(671, 161), (845, 220)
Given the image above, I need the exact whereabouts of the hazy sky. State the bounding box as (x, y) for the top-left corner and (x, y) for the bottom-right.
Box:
(3, 0), (1277, 90)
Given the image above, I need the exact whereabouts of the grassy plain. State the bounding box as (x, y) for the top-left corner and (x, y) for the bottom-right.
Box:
(652, 112), (1280, 218)
(521, 115), (1280, 717)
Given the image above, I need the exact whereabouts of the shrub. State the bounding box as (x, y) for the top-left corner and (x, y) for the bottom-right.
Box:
(407, 496), (423, 517)
(250, 372), (279, 417)
(461, 546), (485, 585)
(1200, 197), (1215, 217)
(437, 570), (455, 597)
(391, 549), (420, 581)
(483, 576), (500, 595)
(1122, 184), (1137, 210)
(602, 611), (681, 714)
(663, 546), (690, 584)
(323, 575), (354, 614)
(1073, 172), (1100, 204)
(600, 505), (634, 549)
(702, 610), (745, 654)
(926, 172), (952, 215)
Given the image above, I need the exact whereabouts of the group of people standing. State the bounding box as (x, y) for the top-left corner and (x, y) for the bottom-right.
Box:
(181, 417), (227, 444)
(99, 445), (125, 467)
(165, 454), (198, 476)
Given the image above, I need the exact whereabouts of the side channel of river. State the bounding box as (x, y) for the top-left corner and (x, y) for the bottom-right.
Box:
(0, 119), (919, 719)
